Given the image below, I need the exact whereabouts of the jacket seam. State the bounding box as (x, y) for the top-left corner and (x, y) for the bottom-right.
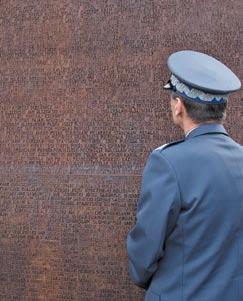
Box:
(157, 150), (185, 301)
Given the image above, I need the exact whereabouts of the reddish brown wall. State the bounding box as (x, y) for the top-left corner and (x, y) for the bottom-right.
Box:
(0, 1), (242, 300)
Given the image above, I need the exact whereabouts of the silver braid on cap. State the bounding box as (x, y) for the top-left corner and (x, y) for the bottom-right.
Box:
(171, 75), (229, 103)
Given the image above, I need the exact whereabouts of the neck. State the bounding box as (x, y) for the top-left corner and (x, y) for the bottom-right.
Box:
(181, 119), (200, 135)
(182, 119), (222, 135)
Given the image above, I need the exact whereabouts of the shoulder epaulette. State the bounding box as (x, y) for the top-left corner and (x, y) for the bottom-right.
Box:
(155, 139), (185, 152)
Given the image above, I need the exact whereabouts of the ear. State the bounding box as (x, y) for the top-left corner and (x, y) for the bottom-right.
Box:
(174, 97), (184, 116)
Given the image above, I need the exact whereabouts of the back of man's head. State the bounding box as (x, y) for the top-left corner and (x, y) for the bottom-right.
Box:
(171, 91), (227, 123)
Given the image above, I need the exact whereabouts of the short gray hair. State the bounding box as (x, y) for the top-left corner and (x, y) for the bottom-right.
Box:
(171, 92), (227, 123)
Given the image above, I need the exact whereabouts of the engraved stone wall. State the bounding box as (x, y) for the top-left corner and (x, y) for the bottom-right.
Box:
(0, 1), (242, 300)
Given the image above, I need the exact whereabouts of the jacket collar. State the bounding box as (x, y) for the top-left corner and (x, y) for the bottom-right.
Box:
(185, 123), (228, 140)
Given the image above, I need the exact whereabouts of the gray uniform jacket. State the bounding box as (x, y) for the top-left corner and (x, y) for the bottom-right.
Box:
(127, 123), (243, 301)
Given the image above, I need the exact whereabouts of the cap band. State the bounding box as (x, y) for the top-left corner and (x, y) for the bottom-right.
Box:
(170, 74), (229, 103)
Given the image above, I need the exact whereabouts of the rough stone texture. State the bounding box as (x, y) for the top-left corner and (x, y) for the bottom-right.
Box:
(0, 1), (242, 300)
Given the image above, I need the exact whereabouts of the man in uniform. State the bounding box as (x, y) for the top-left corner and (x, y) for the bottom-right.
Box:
(126, 50), (242, 301)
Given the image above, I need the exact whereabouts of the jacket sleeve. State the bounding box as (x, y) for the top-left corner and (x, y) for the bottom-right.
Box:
(126, 149), (181, 289)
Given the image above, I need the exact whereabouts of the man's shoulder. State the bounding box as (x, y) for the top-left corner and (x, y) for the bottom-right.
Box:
(154, 139), (185, 153)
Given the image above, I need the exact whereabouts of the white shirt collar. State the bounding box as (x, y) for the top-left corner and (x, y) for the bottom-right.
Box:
(185, 126), (199, 137)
